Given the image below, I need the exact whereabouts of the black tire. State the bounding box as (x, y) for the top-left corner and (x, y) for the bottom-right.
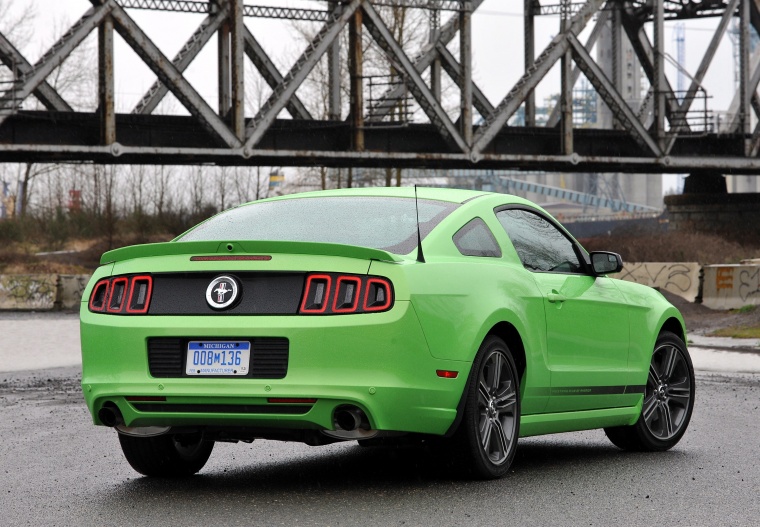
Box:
(453, 336), (520, 479)
(118, 432), (214, 477)
(605, 331), (695, 452)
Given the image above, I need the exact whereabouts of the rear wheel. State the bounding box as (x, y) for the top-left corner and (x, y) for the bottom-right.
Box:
(118, 432), (214, 477)
(454, 336), (520, 479)
(605, 331), (694, 451)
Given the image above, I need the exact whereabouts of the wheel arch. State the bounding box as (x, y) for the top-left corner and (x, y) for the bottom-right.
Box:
(444, 321), (526, 437)
(486, 321), (526, 382)
(659, 316), (686, 343)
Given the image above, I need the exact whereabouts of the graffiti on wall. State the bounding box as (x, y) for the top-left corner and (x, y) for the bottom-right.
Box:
(615, 262), (701, 302)
(703, 265), (760, 310)
(739, 268), (760, 303)
(0, 275), (57, 310)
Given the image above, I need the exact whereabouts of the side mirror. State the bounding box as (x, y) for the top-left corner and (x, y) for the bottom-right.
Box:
(590, 251), (623, 275)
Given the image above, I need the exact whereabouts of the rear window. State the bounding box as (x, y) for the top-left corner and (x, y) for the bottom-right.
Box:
(178, 196), (459, 255)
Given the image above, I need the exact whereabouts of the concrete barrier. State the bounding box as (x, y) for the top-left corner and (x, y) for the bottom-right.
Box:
(0, 274), (91, 311)
(614, 262), (702, 303)
(702, 265), (760, 310)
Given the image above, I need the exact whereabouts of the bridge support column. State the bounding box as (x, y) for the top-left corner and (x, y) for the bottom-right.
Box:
(98, 14), (115, 145)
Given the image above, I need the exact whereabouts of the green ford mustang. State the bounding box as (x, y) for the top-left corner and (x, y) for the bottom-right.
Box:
(80, 187), (695, 479)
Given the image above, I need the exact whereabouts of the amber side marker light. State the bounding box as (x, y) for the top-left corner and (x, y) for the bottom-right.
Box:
(436, 370), (459, 379)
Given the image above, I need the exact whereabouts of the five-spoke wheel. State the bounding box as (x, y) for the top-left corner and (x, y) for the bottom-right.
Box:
(605, 331), (695, 451)
(455, 336), (520, 479)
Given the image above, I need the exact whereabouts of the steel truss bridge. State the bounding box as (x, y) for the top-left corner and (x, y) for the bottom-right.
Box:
(1, 0), (760, 174)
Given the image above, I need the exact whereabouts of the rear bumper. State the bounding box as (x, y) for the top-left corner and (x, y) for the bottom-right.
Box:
(80, 301), (470, 436)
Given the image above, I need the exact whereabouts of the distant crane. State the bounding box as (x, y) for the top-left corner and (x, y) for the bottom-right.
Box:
(674, 22), (686, 97)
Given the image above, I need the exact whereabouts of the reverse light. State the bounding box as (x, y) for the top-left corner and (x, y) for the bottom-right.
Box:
(89, 274), (154, 315)
(299, 273), (394, 315)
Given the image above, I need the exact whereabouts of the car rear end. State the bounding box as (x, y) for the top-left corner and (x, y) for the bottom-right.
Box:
(80, 239), (469, 442)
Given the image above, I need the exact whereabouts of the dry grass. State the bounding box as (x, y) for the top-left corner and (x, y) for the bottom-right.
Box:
(709, 327), (760, 339)
(580, 231), (760, 264)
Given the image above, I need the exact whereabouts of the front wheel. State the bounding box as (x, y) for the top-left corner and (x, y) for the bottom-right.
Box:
(118, 432), (214, 477)
(453, 336), (520, 479)
(605, 331), (695, 451)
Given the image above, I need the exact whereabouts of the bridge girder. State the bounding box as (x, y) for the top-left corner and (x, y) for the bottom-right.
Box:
(0, 0), (759, 174)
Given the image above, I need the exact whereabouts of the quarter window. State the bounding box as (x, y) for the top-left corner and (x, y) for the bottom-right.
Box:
(453, 218), (502, 258)
(496, 208), (583, 273)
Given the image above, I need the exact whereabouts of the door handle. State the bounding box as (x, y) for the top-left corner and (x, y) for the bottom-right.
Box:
(547, 291), (566, 303)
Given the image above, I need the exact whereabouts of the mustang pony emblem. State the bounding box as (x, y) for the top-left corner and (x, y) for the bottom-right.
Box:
(205, 276), (239, 310)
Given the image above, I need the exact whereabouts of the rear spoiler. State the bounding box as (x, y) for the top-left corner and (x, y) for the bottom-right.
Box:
(100, 240), (403, 265)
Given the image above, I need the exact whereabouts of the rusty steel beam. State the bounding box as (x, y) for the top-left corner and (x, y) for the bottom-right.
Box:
(0, 2), (113, 110)
(361, 0), (469, 153)
(98, 14), (116, 145)
(244, 0), (363, 152)
(133, 8), (228, 115)
(472, 0), (606, 158)
(0, 33), (72, 112)
(567, 32), (662, 156)
(366, 0), (486, 122)
(109, 1), (242, 148)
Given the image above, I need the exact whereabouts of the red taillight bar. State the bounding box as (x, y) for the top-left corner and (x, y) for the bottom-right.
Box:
(300, 274), (333, 313)
(106, 277), (129, 313)
(363, 278), (393, 312)
(332, 276), (361, 313)
(126, 275), (153, 314)
(299, 273), (394, 315)
(89, 275), (154, 315)
(88, 279), (110, 312)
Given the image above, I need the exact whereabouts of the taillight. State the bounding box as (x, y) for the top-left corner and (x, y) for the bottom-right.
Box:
(363, 278), (392, 311)
(300, 273), (393, 315)
(89, 274), (153, 315)
(300, 274), (332, 313)
(88, 279), (110, 312)
(127, 276), (153, 314)
(332, 276), (361, 313)
(107, 277), (129, 313)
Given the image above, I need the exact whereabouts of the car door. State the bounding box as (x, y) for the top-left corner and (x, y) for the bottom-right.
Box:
(495, 207), (632, 413)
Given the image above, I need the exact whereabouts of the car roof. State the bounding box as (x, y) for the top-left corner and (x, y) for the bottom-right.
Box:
(248, 187), (523, 206)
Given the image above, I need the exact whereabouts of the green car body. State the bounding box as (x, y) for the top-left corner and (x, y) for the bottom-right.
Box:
(80, 187), (694, 478)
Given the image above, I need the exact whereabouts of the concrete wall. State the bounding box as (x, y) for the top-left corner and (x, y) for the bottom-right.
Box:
(702, 265), (760, 310)
(0, 274), (90, 310)
(614, 262), (701, 303)
(664, 193), (760, 234)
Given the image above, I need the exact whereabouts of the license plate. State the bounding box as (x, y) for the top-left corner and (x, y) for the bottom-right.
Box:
(186, 341), (250, 376)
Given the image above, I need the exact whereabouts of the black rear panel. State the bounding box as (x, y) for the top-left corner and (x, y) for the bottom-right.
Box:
(148, 337), (289, 379)
(148, 272), (304, 315)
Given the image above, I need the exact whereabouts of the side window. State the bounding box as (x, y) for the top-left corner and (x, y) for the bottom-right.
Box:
(453, 218), (502, 258)
(495, 209), (583, 273)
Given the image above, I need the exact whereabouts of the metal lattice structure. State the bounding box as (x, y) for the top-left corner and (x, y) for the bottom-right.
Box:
(0, 0), (760, 173)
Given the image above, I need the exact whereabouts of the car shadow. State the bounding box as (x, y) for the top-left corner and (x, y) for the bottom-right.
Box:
(99, 434), (691, 501)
